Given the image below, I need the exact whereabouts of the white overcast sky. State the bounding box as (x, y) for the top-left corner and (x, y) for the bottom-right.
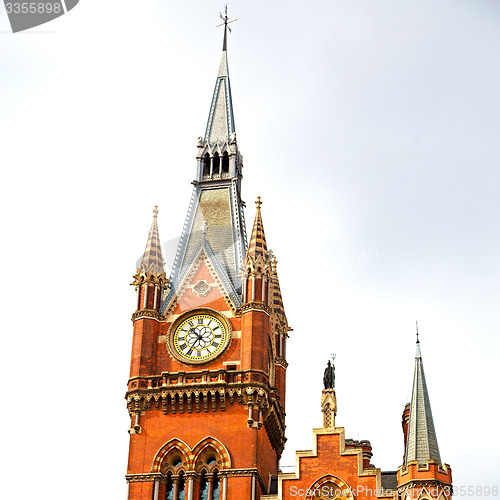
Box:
(1, 1), (499, 498)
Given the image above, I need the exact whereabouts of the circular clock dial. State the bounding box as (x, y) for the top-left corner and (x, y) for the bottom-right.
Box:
(173, 314), (227, 362)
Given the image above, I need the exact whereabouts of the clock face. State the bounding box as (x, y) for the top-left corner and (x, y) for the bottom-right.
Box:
(173, 314), (228, 363)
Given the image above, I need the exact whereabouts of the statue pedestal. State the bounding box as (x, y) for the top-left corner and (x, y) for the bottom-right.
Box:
(321, 389), (337, 429)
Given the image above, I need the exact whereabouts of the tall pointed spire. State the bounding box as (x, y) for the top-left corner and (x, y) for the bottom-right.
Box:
(163, 14), (247, 311)
(404, 334), (442, 467)
(137, 206), (165, 275)
(204, 6), (237, 144)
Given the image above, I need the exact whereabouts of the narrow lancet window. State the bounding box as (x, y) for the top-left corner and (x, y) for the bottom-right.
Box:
(199, 471), (208, 500)
(203, 153), (210, 177)
(212, 153), (220, 176)
(178, 473), (186, 500)
(213, 471), (220, 500)
(221, 152), (229, 174)
(165, 474), (174, 500)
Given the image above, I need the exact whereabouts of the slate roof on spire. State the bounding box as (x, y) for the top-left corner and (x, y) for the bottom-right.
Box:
(162, 231), (242, 314)
(404, 340), (442, 467)
(270, 253), (286, 318)
(246, 197), (268, 261)
(138, 206), (165, 275)
(204, 36), (235, 143)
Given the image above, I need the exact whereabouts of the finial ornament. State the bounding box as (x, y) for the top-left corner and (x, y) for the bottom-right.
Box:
(256, 196), (262, 209)
(153, 205), (159, 218)
(416, 320), (420, 344)
(202, 219), (208, 236)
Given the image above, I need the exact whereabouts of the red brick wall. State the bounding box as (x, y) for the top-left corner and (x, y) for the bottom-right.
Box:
(127, 257), (281, 499)
(281, 434), (379, 500)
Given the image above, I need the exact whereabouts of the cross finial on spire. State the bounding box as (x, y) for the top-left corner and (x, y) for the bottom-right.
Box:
(216, 4), (238, 51)
(153, 205), (159, 218)
(256, 196), (262, 209)
(416, 320), (420, 344)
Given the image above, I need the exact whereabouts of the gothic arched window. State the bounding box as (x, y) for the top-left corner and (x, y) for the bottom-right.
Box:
(159, 447), (188, 500)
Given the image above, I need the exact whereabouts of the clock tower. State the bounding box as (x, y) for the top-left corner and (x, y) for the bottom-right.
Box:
(125, 17), (289, 500)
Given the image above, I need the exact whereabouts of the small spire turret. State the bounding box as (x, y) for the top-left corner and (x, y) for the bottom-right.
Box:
(132, 206), (168, 312)
(246, 197), (268, 261)
(404, 335), (441, 467)
(242, 197), (271, 304)
(398, 328), (452, 500)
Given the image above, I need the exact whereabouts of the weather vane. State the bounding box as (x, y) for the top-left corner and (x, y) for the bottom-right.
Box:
(216, 5), (238, 32)
(216, 4), (238, 51)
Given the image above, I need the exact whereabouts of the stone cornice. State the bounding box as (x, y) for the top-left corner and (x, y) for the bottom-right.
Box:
(125, 376), (286, 455)
(221, 468), (266, 493)
(397, 480), (453, 490)
(127, 368), (272, 391)
(125, 381), (279, 414)
(397, 478), (452, 489)
(126, 473), (161, 483)
(126, 469), (267, 493)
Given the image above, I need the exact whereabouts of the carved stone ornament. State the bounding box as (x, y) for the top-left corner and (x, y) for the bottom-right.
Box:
(193, 280), (212, 297)
(132, 309), (164, 322)
(321, 388), (337, 429)
(238, 301), (272, 316)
